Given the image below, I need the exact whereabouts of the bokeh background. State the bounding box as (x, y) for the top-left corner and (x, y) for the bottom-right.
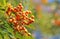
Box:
(0, 0), (60, 39)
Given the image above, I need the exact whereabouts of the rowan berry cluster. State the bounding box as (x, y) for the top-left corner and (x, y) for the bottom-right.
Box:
(6, 3), (34, 36)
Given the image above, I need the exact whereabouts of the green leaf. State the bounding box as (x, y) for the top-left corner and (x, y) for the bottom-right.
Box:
(0, 0), (6, 7)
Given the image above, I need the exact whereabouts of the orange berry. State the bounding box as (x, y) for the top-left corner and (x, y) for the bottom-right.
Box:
(13, 7), (19, 12)
(28, 11), (32, 14)
(31, 15), (34, 19)
(31, 19), (34, 22)
(13, 21), (18, 25)
(22, 21), (27, 25)
(12, 18), (16, 21)
(16, 14), (20, 20)
(19, 26), (23, 30)
(24, 29), (28, 33)
(19, 26), (24, 30)
(6, 8), (12, 15)
(16, 25), (20, 31)
(19, 3), (22, 6)
(25, 10), (29, 14)
(28, 33), (31, 36)
(27, 21), (32, 25)
(6, 11), (11, 16)
(18, 3), (23, 11)
(20, 6), (23, 9)
(23, 17), (28, 20)
(9, 19), (13, 23)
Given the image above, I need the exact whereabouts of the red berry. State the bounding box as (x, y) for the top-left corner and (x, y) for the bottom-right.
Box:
(16, 14), (20, 20)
